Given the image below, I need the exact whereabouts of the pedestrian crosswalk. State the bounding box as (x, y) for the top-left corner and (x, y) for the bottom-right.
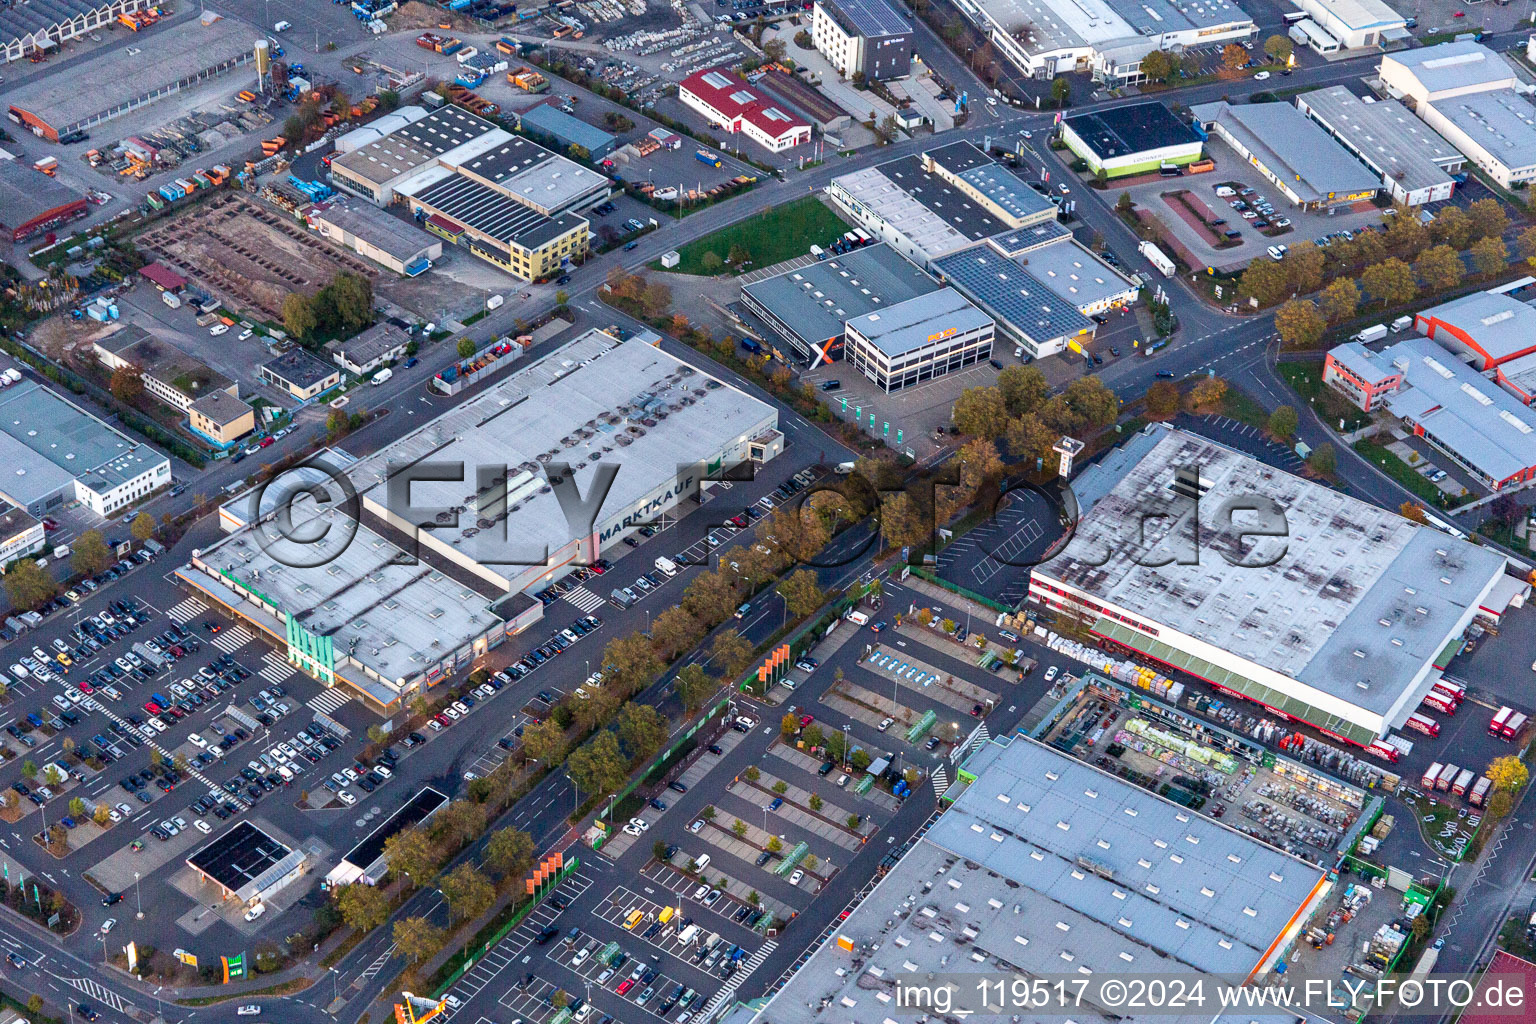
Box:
(701, 940), (777, 1018)
(931, 764), (951, 796)
(260, 651), (293, 684)
(64, 976), (132, 1014)
(210, 624), (255, 653)
(308, 687), (353, 716)
(166, 596), (207, 624)
(562, 585), (605, 613)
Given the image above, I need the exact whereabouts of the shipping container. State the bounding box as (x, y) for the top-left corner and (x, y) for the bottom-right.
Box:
(1501, 712), (1528, 740)
(1453, 769), (1474, 797)
(1436, 763), (1459, 791)
(1469, 776), (1492, 807)
(1422, 762), (1444, 790)
(1489, 706), (1514, 736)
(1405, 712), (1440, 737)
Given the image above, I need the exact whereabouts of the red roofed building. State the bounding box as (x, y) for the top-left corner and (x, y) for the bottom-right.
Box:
(139, 264), (187, 293)
(679, 67), (811, 154)
(1460, 950), (1536, 1024)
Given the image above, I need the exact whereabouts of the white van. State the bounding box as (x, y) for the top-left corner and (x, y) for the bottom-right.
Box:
(654, 556), (678, 577)
(273, 19), (292, 30)
(693, 853), (711, 873)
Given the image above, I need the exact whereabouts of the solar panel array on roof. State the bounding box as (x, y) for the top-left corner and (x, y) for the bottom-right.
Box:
(820, 0), (909, 37)
(411, 174), (556, 244)
(186, 821), (291, 895)
(931, 244), (1094, 344)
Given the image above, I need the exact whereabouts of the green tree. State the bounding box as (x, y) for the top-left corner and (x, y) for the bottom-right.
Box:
(1221, 43), (1247, 74)
(20, 760), (36, 780)
(1488, 754), (1529, 792)
(1415, 245), (1461, 292)
(1307, 442), (1337, 476)
(1139, 49), (1173, 83)
(392, 917), (446, 964)
(1239, 258), (1291, 306)
(440, 862), (495, 922)
(1051, 77), (1070, 106)
(1517, 226), (1536, 265)
(1263, 34), (1292, 63)
(1005, 412), (1059, 464)
(1268, 405), (1299, 441)
(72, 529), (113, 577)
(431, 800), (486, 849)
(2, 559), (56, 612)
(808, 793), (823, 811)
(616, 704), (669, 761)
(1283, 242), (1326, 295)
(996, 364), (1049, 416)
(1144, 380), (1180, 419)
(335, 883), (390, 932)
(1466, 197), (1508, 242)
(282, 292), (317, 339)
(673, 663), (714, 714)
(1428, 205), (1473, 250)
(732, 819), (748, 838)
(1189, 376), (1227, 410)
(109, 365), (144, 404)
(951, 385), (1009, 439)
(130, 512), (156, 543)
(772, 780), (788, 795)
(68, 797), (85, 817)
(383, 827), (442, 884)
(701, 252), (724, 273)
(520, 717), (567, 765)
(485, 827), (535, 879)
(457, 337), (477, 359)
(601, 632), (664, 695)
(708, 629), (754, 678)
(649, 606), (703, 662)
(1274, 299), (1326, 349)
(1361, 258), (1416, 307)
(745, 766), (760, 783)
(1471, 236), (1507, 278)
(777, 569), (825, 619)
(1318, 279), (1359, 324)
(568, 731), (628, 797)
(781, 713), (799, 740)
(766, 835), (782, 853)
(1384, 212), (1430, 260)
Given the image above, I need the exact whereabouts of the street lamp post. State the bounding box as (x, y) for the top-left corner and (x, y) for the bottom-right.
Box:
(134, 871), (142, 919)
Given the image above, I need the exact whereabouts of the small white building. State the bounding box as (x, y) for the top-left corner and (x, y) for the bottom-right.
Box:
(1293, 0), (1407, 51)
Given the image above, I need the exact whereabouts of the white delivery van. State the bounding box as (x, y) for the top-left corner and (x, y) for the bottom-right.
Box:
(654, 556), (678, 577)
(274, 20), (291, 30)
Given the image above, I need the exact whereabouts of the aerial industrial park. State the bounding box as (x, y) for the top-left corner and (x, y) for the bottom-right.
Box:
(3, 0), (1536, 1022)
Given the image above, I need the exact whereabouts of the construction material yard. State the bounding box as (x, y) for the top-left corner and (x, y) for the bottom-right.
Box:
(136, 193), (378, 322)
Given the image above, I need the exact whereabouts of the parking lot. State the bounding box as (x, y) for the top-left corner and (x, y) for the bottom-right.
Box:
(934, 486), (1062, 604)
(1119, 150), (1394, 271)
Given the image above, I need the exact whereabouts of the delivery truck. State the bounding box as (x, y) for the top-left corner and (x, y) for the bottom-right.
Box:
(371, 367), (392, 386)
(1422, 762), (1444, 790)
(1405, 711), (1440, 737)
(1356, 324), (1389, 343)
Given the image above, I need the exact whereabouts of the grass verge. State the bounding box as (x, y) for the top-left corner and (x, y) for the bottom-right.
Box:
(1276, 360), (1370, 432)
(656, 195), (848, 275)
(1352, 439), (1456, 506)
(175, 978), (313, 1006)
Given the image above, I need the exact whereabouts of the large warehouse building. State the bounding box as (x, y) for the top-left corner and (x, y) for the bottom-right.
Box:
(740, 242), (941, 366)
(932, 228), (1139, 358)
(1029, 424), (1509, 747)
(1323, 337), (1536, 491)
(331, 107), (606, 281)
(1379, 42), (1536, 188)
(1060, 102), (1205, 179)
(0, 160), (88, 240)
(678, 67), (811, 153)
(745, 735), (1332, 1024)
(827, 141), (1058, 267)
(1, 0), (152, 65)
(180, 330), (782, 705)
(1190, 100), (1381, 209)
(949, 0), (1253, 86)
(1296, 87), (1462, 206)
(5, 13), (257, 141)
(0, 379), (169, 518)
